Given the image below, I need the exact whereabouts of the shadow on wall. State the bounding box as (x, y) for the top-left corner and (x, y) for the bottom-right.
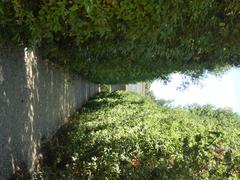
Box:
(0, 46), (99, 179)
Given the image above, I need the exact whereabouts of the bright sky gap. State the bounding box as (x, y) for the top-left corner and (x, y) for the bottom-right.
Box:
(151, 67), (240, 114)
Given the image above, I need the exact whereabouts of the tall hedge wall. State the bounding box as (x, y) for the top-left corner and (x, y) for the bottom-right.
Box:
(1, 1), (240, 83)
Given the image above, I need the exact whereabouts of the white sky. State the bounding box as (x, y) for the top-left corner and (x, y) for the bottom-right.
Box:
(151, 68), (240, 114)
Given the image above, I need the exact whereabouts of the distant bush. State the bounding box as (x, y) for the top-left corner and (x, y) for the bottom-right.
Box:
(100, 84), (111, 93)
(36, 91), (240, 179)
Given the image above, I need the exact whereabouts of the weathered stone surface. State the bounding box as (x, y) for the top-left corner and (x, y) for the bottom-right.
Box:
(0, 46), (99, 179)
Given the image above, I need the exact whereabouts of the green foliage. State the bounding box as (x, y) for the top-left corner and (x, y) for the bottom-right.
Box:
(1, 1), (240, 83)
(100, 84), (111, 93)
(37, 91), (240, 179)
(144, 81), (155, 99)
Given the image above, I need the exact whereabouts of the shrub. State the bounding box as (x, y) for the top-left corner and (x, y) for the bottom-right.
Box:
(1, 1), (240, 83)
(37, 91), (240, 179)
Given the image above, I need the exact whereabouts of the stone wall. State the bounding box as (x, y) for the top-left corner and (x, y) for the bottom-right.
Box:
(111, 84), (126, 91)
(0, 46), (99, 179)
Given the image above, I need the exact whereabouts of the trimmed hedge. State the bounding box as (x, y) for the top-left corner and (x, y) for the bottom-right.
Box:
(36, 91), (240, 179)
(1, 1), (240, 83)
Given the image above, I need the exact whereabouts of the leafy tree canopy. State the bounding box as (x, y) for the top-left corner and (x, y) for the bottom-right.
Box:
(1, 0), (240, 83)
